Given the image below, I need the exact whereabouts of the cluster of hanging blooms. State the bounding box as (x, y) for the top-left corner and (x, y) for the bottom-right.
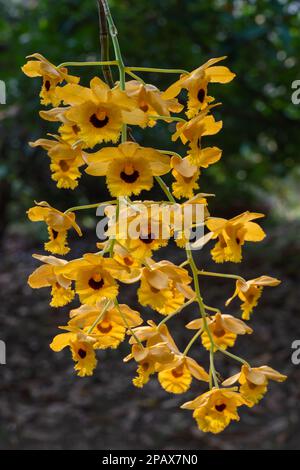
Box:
(23, 2), (286, 434)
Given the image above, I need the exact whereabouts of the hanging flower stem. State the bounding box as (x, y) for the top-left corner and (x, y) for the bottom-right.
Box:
(58, 60), (118, 68)
(97, 0), (115, 87)
(155, 174), (219, 388)
(64, 200), (117, 213)
(198, 270), (245, 282)
(125, 66), (188, 74)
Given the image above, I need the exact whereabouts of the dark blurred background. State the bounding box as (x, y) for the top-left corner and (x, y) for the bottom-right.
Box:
(0, 0), (300, 450)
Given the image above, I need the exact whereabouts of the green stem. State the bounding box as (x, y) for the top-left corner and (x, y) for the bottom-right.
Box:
(204, 304), (221, 314)
(179, 260), (189, 268)
(155, 176), (176, 203)
(101, 0), (126, 142)
(58, 60), (118, 68)
(209, 367), (213, 389)
(109, 198), (119, 256)
(183, 329), (202, 356)
(125, 66), (188, 75)
(97, 0), (115, 87)
(154, 174), (219, 389)
(101, 1), (127, 256)
(113, 298), (143, 347)
(216, 347), (250, 367)
(125, 70), (146, 84)
(64, 200), (116, 213)
(198, 270), (245, 282)
(158, 149), (183, 159)
(186, 248), (219, 388)
(87, 299), (111, 334)
(148, 115), (186, 123)
(158, 297), (196, 327)
(210, 347), (219, 388)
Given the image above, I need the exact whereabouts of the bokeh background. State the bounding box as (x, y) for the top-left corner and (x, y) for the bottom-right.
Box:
(1, 0), (300, 450)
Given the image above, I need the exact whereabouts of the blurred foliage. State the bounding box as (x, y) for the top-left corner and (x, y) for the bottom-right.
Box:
(1, 0), (300, 236)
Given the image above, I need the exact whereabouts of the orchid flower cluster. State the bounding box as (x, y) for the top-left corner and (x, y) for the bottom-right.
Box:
(23, 1), (286, 435)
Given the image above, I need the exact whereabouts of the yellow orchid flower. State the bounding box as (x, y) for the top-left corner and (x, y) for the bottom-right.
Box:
(125, 80), (183, 126)
(172, 108), (222, 146)
(137, 260), (194, 315)
(186, 312), (252, 351)
(105, 202), (170, 259)
(206, 211), (266, 263)
(85, 141), (170, 197)
(181, 388), (247, 434)
(55, 77), (147, 147)
(226, 275), (281, 320)
(124, 341), (175, 388)
(22, 53), (79, 106)
(55, 253), (123, 305)
(223, 364), (287, 407)
(27, 201), (82, 255)
(110, 241), (143, 283)
(68, 300), (142, 350)
(126, 319), (208, 393)
(163, 56), (235, 118)
(157, 354), (209, 394)
(172, 193), (213, 248)
(50, 331), (97, 377)
(29, 135), (85, 189)
(39, 106), (82, 147)
(170, 155), (200, 199)
(187, 144), (222, 167)
(28, 254), (75, 307)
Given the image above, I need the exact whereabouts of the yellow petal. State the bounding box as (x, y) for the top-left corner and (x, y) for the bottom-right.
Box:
(162, 79), (183, 100)
(50, 332), (74, 352)
(186, 357), (209, 382)
(21, 60), (42, 77)
(250, 276), (281, 287)
(27, 206), (49, 222)
(85, 160), (110, 176)
(244, 221), (266, 242)
(185, 318), (203, 330)
(205, 66), (236, 83)
(28, 265), (53, 288)
(122, 108), (148, 127)
(143, 268), (169, 290)
(32, 254), (67, 267)
(222, 315), (253, 335)
(258, 366), (287, 382)
(245, 368), (266, 385)
(206, 217), (227, 233)
(55, 83), (94, 105)
(90, 76), (110, 101)
(197, 147), (222, 168)
(171, 155), (197, 178)
(222, 372), (241, 387)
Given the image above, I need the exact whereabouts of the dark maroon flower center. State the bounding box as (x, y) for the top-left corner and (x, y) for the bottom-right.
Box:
(197, 88), (205, 103)
(88, 277), (104, 290)
(90, 113), (109, 128)
(172, 367), (184, 378)
(139, 232), (155, 244)
(140, 103), (149, 112)
(45, 80), (51, 91)
(78, 348), (87, 359)
(214, 328), (225, 338)
(52, 229), (59, 240)
(72, 124), (80, 134)
(97, 322), (113, 334)
(59, 160), (70, 172)
(120, 169), (139, 183)
(215, 403), (226, 412)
